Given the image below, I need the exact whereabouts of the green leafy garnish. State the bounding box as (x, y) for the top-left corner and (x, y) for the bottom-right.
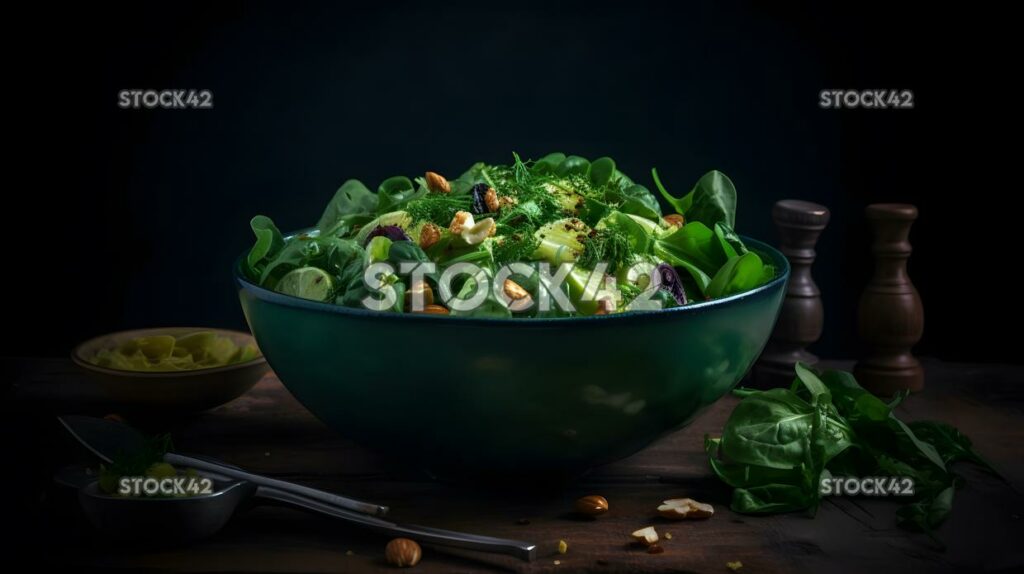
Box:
(706, 363), (1001, 547)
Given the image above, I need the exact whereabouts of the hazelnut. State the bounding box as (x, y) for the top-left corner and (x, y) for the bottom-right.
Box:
(574, 495), (609, 517)
(657, 498), (714, 520)
(484, 187), (500, 212)
(384, 538), (422, 568)
(631, 526), (659, 546)
(663, 214), (685, 227)
(419, 223), (441, 250)
(425, 171), (450, 194)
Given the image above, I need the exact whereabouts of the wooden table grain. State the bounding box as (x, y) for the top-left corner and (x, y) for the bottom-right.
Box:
(7, 358), (1024, 573)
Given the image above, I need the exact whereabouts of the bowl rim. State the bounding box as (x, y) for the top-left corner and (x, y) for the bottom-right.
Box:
(71, 327), (267, 378)
(234, 234), (790, 326)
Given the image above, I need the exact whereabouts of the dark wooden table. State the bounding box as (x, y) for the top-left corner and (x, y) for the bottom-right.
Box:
(8, 358), (1024, 573)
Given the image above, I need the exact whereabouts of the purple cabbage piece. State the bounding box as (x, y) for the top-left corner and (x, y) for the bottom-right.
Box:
(364, 225), (411, 245)
(655, 263), (688, 306)
(469, 183), (490, 214)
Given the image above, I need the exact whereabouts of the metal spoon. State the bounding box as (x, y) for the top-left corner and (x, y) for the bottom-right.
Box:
(66, 471), (536, 560)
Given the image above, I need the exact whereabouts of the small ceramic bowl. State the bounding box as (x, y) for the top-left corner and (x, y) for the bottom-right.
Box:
(71, 327), (269, 413)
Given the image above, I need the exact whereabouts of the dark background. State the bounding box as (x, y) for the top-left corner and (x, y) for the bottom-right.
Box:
(8, 1), (1014, 362)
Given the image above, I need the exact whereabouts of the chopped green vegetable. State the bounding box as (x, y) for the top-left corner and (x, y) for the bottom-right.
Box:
(90, 331), (261, 372)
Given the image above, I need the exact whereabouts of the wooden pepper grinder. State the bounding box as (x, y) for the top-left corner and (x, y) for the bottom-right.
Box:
(854, 203), (924, 395)
(754, 200), (830, 387)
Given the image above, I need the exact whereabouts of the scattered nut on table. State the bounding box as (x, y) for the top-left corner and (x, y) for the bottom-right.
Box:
(558, 539), (568, 554)
(631, 526), (659, 546)
(657, 498), (714, 520)
(574, 495), (609, 517)
(385, 538), (422, 568)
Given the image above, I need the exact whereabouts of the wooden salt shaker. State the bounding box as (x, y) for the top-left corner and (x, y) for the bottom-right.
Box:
(754, 200), (830, 387)
(854, 203), (924, 395)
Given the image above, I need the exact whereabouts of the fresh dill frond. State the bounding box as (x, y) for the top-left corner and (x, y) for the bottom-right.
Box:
(578, 227), (633, 272)
(406, 194), (472, 224)
(492, 232), (540, 266)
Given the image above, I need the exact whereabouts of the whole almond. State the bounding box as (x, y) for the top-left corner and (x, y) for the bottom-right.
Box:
(574, 495), (609, 517)
(425, 171), (451, 194)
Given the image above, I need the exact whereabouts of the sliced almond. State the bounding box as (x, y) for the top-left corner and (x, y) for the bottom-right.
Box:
(631, 526), (659, 546)
(503, 279), (534, 313)
(657, 498), (714, 520)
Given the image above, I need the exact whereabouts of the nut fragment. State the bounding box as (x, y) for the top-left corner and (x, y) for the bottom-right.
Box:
(502, 279), (534, 313)
(484, 187), (500, 212)
(657, 498), (714, 520)
(419, 223), (441, 250)
(449, 211), (474, 234)
(663, 213), (685, 227)
(558, 540), (568, 554)
(425, 171), (450, 194)
(460, 217), (496, 245)
(385, 538), (422, 567)
(631, 526), (659, 546)
(574, 495), (609, 517)
(726, 561), (743, 571)
(415, 304), (449, 315)
(499, 195), (518, 209)
(404, 280), (434, 311)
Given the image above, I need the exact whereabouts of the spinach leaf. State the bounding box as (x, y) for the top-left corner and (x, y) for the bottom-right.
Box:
(719, 388), (816, 470)
(377, 176), (424, 214)
(606, 184), (662, 221)
(317, 179), (379, 236)
(706, 252), (768, 299)
(908, 421), (1000, 475)
(246, 215), (285, 277)
(652, 169), (737, 228)
(531, 152), (566, 175)
(555, 155), (591, 177)
(653, 222), (720, 273)
(588, 156), (616, 187)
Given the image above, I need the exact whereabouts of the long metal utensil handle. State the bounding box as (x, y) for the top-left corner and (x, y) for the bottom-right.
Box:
(164, 452), (389, 517)
(257, 485), (536, 562)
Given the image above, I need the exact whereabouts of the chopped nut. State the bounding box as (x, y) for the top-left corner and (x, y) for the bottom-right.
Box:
(554, 560), (561, 565)
(425, 171), (450, 194)
(593, 297), (616, 315)
(558, 540), (568, 554)
(657, 498), (714, 520)
(573, 495), (609, 517)
(726, 561), (743, 571)
(484, 187), (500, 212)
(631, 526), (659, 546)
(663, 532), (672, 540)
(663, 213), (685, 227)
(419, 223), (441, 250)
(404, 280), (434, 311)
(503, 279), (534, 313)
(449, 211), (474, 234)
(384, 538), (422, 567)
(461, 217), (496, 245)
(415, 304), (449, 315)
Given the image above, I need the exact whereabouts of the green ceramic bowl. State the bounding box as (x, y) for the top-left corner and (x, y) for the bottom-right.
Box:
(236, 237), (788, 480)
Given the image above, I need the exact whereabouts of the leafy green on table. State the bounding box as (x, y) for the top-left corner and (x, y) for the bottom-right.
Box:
(706, 363), (1001, 547)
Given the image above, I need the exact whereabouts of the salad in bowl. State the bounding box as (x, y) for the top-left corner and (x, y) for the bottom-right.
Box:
(236, 153), (787, 478)
(243, 153), (776, 318)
